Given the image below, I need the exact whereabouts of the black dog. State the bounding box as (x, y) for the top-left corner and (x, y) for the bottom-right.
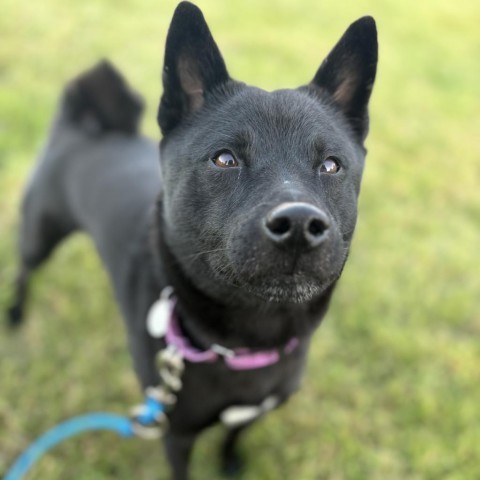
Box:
(8, 2), (377, 479)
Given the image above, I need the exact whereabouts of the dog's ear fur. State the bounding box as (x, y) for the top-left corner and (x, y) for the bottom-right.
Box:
(64, 60), (144, 135)
(158, 1), (230, 134)
(310, 16), (378, 142)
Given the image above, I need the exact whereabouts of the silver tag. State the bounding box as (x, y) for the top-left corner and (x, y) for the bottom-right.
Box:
(146, 287), (174, 338)
(220, 396), (279, 427)
(220, 405), (262, 427)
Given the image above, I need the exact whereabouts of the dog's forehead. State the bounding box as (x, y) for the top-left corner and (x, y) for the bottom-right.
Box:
(214, 86), (349, 147)
(230, 87), (320, 122)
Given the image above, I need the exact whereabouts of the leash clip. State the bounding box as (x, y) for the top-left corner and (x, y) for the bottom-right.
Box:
(130, 392), (170, 440)
(130, 410), (169, 440)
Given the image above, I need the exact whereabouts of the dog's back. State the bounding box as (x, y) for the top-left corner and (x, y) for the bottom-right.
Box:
(9, 61), (160, 325)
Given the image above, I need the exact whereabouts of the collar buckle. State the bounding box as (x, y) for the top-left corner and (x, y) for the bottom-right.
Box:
(211, 343), (235, 358)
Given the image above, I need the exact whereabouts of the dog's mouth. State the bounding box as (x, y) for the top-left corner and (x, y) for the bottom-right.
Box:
(202, 245), (346, 304)
(165, 207), (349, 305)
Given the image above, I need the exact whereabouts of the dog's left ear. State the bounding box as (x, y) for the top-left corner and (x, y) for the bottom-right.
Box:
(158, 2), (230, 135)
(310, 16), (378, 142)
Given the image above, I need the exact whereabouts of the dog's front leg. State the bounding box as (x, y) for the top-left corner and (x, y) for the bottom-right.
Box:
(220, 421), (257, 476)
(163, 431), (197, 480)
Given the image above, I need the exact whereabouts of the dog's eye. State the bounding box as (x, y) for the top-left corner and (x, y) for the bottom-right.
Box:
(212, 151), (239, 168)
(319, 157), (340, 174)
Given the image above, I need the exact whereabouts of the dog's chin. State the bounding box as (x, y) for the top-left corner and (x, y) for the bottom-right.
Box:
(243, 280), (321, 303)
(232, 273), (337, 304)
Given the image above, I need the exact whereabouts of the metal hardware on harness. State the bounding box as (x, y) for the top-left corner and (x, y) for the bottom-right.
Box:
(156, 345), (185, 392)
(211, 343), (235, 357)
(129, 407), (169, 440)
(129, 391), (171, 440)
(129, 317), (187, 440)
(145, 385), (177, 407)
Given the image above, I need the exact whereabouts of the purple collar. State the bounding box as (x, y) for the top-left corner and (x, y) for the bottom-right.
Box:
(163, 297), (300, 371)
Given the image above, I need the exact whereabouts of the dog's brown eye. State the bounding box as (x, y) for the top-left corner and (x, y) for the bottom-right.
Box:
(212, 151), (238, 168)
(320, 157), (340, 174)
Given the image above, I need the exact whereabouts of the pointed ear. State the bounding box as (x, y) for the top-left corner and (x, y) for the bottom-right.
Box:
(158, 2), (230, 134)
(311, 16), (378, 141)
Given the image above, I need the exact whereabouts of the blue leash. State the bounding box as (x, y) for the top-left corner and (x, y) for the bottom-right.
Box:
(4, 395), (165, 480)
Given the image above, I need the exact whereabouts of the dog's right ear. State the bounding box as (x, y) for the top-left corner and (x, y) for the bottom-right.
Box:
(158, 2), (230, 135)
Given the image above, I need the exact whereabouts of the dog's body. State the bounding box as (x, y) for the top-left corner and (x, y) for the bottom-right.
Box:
(8, 3), (377, 479)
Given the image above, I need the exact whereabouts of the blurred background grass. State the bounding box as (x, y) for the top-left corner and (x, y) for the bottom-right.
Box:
(1, 0), (479, 478)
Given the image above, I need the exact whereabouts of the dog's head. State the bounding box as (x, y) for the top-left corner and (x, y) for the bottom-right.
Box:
(157, 2), (377, 304)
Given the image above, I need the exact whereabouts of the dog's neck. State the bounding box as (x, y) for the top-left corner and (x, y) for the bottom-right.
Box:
(151, 210), (336, 351)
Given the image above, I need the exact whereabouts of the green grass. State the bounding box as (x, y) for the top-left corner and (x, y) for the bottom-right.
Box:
(1, 0), (479, 478)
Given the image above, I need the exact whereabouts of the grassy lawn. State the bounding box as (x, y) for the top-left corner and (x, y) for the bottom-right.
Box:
(1, 0), (479, 478)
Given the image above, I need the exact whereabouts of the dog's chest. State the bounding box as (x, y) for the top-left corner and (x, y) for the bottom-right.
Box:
(139, 288), (309, 432)
(167, 347), (307, 431)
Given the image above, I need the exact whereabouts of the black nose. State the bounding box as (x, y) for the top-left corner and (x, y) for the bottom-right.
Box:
(263, 202), (330, 249)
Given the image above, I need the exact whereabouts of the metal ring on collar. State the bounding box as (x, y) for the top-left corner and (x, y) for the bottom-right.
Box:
(145, 385), (177, 406)
(159, 367), (183, 391)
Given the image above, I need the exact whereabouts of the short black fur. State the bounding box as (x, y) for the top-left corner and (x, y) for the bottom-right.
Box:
(8, 2), (378, 479)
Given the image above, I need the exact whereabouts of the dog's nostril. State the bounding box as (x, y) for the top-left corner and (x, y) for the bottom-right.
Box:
(263, 202), (329, 248)
(308, 218), (328, 237)
(267, 216), (291, 236)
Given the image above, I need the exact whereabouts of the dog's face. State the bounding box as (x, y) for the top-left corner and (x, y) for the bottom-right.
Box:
(158, 2), (377, 304)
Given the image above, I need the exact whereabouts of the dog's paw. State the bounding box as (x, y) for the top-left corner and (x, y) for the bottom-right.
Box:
(221, 450), (245, 478)
(6, 304), (24, 328)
